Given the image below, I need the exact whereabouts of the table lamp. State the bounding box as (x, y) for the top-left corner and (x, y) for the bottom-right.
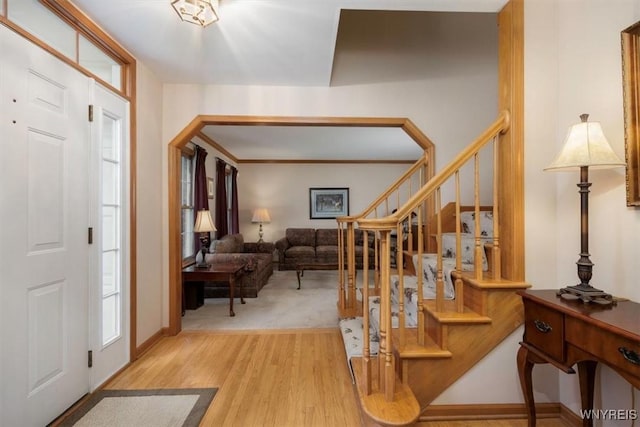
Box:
(251, 208), (271, 243)
(194, 209), (216, 268)
(544, 114), (625, 305)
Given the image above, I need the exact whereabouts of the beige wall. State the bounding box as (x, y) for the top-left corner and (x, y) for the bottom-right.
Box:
(135, 61), (164, 346)
(237, 163), (411, 243)
(525, 0), (640, 416)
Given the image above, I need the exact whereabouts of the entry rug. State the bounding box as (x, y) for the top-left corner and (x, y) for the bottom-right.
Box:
(57, 388), (217, 427)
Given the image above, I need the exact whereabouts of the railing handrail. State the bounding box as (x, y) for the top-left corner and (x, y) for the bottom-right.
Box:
(357, 110), (510, 229)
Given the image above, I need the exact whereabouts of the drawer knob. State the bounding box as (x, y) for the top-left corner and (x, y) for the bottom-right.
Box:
(618, 347), (640, 365)
(533, 319), (552, 333)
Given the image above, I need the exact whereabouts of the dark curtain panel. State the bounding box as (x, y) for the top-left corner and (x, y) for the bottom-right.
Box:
(230, 166), (239, 234)
(215, 158), (229, 238)
(194, 146), (209, 242)
(194, 146), (209, 213)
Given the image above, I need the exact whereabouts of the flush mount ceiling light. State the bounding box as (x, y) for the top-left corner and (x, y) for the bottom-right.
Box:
(172, 0), (219, 27)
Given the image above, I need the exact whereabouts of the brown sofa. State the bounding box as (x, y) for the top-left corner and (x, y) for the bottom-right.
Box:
(203, 233), (274, 298)
(275, 228), (375, 271)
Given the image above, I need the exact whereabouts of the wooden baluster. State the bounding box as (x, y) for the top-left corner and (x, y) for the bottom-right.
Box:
(347, 222), (356, 309)
(455, 172), (464, 313)
(362, 231), (371, 394)
(474, 153), (483, 280)
(416, 206), (425, 345)
(378, 230), (395, 401)
(397, 223), (405, 349)
(435, 188), (444, 312)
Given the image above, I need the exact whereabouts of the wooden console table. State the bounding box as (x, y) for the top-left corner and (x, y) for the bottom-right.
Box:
(182, 263), (245, 317)
(517, 289), (640, 427)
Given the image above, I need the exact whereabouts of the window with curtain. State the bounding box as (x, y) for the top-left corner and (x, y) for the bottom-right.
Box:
(181, 151), (195, 261)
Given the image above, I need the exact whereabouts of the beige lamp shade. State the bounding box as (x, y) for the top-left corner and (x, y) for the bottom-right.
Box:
(194, 210), (216, 232)
(251, 208), (271, 223)
(545, 114), (625, 171)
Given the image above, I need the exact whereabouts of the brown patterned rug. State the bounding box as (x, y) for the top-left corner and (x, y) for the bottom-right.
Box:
(55, 388), (217, 427)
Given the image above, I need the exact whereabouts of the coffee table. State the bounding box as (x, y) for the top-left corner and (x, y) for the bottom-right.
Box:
(182, 263), (245, 316)
(295, 263), (351, 289)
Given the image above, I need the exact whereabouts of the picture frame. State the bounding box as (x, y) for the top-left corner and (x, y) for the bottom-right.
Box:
(622, 21), (640, 206)
(207, 177), (214, 199)
(309, 188), (349, 219)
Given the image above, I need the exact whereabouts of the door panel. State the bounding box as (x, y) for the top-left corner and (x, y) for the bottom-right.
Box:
(0, 26), (90, 426)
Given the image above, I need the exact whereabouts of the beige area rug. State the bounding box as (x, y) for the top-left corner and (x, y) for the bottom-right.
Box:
(56, 389), (216, 427)
(182, 269), (357, 330)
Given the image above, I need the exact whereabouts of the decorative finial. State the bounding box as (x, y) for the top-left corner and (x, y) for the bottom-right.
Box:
(579, 113), (589, 122)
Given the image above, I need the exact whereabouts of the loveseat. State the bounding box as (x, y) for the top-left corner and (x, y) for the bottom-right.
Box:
(275, 228), (375, 271)
(203, 233), (274, 298)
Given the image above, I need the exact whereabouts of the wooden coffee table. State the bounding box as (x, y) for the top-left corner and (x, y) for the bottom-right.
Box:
(295, 263), (350, 289)
(182, 263), (245, 316)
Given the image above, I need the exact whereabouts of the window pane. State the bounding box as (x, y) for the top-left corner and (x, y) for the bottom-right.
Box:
(102, 294), (120, 344)
(101, 114), (118, 161)
(102, 250), (119, 297)
(8, 0), (76, 60)
(79, 36), (122, 91)
(102, 160), (119, 205)
(102, 206), (118, 251)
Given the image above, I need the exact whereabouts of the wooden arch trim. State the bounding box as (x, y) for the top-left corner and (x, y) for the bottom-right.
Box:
(167, 115), (436, 334)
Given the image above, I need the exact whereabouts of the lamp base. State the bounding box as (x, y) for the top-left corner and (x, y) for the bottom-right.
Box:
(557, 284), (616, 306)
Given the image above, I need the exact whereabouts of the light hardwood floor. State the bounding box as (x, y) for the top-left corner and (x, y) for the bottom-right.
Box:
(99, 328), (568, 427)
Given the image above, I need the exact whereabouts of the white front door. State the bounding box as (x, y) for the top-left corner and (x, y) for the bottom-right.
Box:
(89, 83), (130, 389)
(0, 26), (90, 426)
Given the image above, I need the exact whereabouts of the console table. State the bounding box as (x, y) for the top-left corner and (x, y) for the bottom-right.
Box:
(517, 289), (640, 427)
(182, 263), (245, 317)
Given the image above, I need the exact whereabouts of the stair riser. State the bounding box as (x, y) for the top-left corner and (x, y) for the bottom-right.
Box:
(404, 291), (524, 410)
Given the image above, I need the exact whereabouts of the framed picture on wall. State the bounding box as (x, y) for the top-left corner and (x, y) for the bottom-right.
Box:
(207, 177), (214, 199)
(309, 188), (349, 219)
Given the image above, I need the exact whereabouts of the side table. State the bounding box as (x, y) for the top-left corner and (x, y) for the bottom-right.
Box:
(517, 289), (640, 427)
(182, 263), (245, 317)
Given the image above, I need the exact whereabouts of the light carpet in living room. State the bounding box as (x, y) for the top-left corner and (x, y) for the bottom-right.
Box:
(182, 270), (350, 330)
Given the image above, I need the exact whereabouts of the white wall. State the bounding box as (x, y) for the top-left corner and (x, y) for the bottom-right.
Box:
(526, 0), (640, 419)
(134, 61), (164, 346)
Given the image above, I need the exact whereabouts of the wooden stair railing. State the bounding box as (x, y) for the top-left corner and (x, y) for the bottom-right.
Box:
(353, 110), (511, 407)
(336, 153), (432, 313)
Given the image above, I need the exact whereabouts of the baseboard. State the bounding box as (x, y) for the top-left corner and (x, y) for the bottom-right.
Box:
(134, 327), (169, 359)
(559, 403), (583, 427)
(419, 402), (562, 421)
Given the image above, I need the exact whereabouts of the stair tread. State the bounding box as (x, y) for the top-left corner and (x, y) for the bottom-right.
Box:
(391, 329), (452, 359)
(460, 272), (530, 289)
(423, 300), (492, 324)
(351, 356), (420, 426)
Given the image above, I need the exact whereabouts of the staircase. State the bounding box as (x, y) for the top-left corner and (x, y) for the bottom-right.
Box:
(336, 111), (529, 426)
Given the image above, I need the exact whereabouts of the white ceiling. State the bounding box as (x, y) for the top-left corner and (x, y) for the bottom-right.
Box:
(70, 0), (507, 161)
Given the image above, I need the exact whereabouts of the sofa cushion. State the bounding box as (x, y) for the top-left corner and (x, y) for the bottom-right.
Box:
(286, 246), (315, 258)
(316, 245), (338, 257)
(316, 229), (338, 246)
(286, 228), (316, 247)
(210, 233), (244, 253)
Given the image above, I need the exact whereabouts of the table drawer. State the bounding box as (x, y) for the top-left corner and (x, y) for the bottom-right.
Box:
(523, 299), (565, 362)
(566, 317), (640, 378)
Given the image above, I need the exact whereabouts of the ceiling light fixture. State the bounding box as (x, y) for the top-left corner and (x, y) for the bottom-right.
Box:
(172, 0), (219, 27)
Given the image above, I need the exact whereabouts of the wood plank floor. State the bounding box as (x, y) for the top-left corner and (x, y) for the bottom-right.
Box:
(100, 328), (569, 427)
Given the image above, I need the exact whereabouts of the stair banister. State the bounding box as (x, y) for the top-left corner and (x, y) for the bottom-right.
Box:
(358, 110), (510, 230)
